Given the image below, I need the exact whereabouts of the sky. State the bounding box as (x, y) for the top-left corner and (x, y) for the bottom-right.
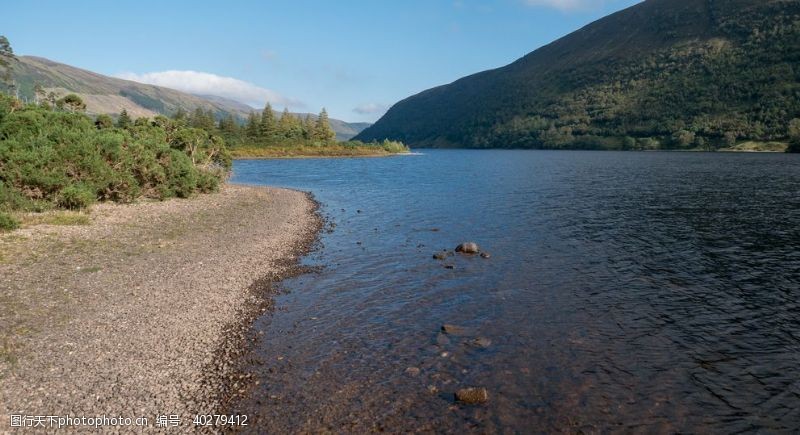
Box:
(2, 0), (642, 122)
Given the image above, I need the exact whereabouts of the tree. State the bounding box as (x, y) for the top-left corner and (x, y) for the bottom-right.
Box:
(245, 112), (260, 138)
(58, 94), (86, 112)
(172, 107), (188, 123)
(218, 114), (237, 134)
(95, 114), (114, 129)
(672, 130), (695, 148)
(0, 36), (15, 90)
(259, 103), (276, 139)
(117, 109), (132, 129)
(313, 108), (336, 143)
(278, 108), (301, 139)
(302, 114), (316, 140)
(788, 118), (800, 153)
(723, 131), (737, 147)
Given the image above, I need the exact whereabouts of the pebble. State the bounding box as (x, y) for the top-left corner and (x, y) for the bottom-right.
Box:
(455, 387), (489, 404)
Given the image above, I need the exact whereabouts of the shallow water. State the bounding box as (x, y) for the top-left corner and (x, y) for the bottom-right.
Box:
(230, 150), (800, 433)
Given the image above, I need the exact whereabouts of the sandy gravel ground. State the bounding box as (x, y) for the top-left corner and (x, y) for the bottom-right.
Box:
(0, 184), (319, 431)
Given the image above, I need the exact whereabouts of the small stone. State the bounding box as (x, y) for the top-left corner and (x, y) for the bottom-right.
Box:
(444, 264), (455, 269)
(427, 385), (439, 394)
(455, 242), (479, 254)
(469, 337), (492, 349)
(433, 252), (448, 260)
(455, 387), (488, 404)
(405, 367), (421, 377)
(480, 252), (491, 259)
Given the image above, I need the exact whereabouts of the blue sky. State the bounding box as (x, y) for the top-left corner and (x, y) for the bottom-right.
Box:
(2, 0), (641, 122)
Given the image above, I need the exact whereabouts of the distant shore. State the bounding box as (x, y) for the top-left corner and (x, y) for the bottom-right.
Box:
(0, 184), (320, 426)
(230, 143), (410, 159)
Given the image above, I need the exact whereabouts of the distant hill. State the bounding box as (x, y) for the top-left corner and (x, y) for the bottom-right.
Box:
(10, 56), (369, 140)
(357, 0), (800, 150)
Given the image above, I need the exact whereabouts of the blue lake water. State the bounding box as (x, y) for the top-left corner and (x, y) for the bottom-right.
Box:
(230, 150), (800, 432)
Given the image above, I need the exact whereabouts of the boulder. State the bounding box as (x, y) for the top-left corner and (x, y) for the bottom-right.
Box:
(455, 387), (488, 404)
(455, 242), (479, 254)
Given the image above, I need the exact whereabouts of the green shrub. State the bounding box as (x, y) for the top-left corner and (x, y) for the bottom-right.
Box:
(0, 211), (19, 231)
(57, 184), (96, 209)
(0, 94), (231, 211)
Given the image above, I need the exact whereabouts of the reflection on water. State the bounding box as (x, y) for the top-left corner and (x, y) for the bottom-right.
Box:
(230, 150), (800, 432)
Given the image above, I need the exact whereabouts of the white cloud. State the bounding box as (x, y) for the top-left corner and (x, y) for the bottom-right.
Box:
(114, 70), (302, 109)
(353, 102), (388, 116)
(523, 0), (603, 12)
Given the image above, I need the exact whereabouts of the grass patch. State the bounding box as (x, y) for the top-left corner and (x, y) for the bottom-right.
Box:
(230, 140), (410, 159)
(18, 210), (91, 227)
(0, 212), (19, 232)
(719, 141), (789, 152)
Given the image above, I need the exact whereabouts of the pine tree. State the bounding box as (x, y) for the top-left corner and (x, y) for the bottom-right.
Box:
(117, 109), (132, 129)
(278, 108), (301, 139)
(246, 112), (260, 138)
(314, 108), (336, 143)
(303, 114), (316, 140)
(259, 102), (276, 140)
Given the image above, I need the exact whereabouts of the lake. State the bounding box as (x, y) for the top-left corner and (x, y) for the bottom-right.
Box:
(230, 150), (800, 432)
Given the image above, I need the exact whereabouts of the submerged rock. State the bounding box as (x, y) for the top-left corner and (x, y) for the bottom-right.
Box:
(444, 264), (455, 269)
(455, 242), (479, 254)
(455, 387), (488, 404)
(480, 252), (491, 259)
(405, 367), (421, 377)
(469, 337), (492, 349)
(441, 324), (465, 335)
(433, 252), (448, 260)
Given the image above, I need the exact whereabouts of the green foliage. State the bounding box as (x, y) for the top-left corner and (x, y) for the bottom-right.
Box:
(57, 94), (86, 112)
(357, 1), (800, 150)
(0, 211), (19, 231)
(788, 119), (800, 153)
(0, 35), (15, 87)
(116, 109), (131, 129)
(0, 94), (231, 212)
(57, 184), (95, 209)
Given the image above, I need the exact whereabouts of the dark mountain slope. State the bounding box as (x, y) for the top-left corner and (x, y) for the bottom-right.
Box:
(356, 0), (800, 149)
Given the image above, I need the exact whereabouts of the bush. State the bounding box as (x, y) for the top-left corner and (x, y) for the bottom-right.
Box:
(0, 94), (231, 211)
(0, 211), (19, 231)
(57, 184), (96, 209)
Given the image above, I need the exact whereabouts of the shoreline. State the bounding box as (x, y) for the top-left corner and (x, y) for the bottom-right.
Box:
(0, 184), (321, 427)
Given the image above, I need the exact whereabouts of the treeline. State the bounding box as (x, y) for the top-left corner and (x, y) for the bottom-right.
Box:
(180, 103), (338, 149)
(0, 93), (231, 229)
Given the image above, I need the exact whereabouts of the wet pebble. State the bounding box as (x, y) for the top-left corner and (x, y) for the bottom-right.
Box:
(455, 387), (488, 404)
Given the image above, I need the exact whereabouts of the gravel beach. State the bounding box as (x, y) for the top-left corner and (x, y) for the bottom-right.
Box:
(0, 184), (320, 430)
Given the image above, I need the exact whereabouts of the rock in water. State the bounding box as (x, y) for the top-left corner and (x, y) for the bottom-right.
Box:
(433, 252), (448, 260)
(441, 324), (465, 334)
(469, 337), (492, 349)
(405, 367), (421, 377)
(455, 242), (479, 254)
(480, 252), (491, 259)
(455, 387), (488, 404)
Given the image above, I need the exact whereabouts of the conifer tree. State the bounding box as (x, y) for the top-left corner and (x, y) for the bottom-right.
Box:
(117, 109), (132, 129)
(314, 108), (336, 143)
(246, 112), (260, 138)
(278, 108), (301, 139)
(259, 102), (276, 139)
(303, 114), (316, 140)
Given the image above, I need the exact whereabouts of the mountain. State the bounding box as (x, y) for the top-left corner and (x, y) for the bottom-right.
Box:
(356, 0), (800, 150)
(10, 56), (369, 140)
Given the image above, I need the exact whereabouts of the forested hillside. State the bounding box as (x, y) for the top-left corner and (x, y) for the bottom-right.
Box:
(357, 0), (800, 150)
